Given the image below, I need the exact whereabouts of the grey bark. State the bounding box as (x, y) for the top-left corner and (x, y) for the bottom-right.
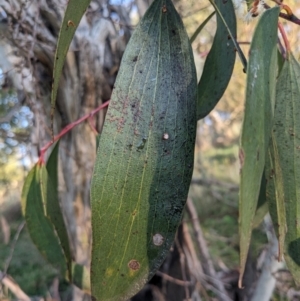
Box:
(0, 0), (131, 265)
(251, 215), (285, 301)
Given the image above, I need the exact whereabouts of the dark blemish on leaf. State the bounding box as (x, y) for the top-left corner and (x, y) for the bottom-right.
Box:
(128, 260), (140, 270)
(121, 274), (124, 277)
(228, 35), (231, 40)
(172, 29), (176, 35)
(139, 70), (142, 73)
(132, 56), (138, 62)
(162, 5), (167, 13)
(132, 210), (137, 216)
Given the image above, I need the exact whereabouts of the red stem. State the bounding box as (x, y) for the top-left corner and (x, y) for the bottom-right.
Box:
(278, 22), (291, 54)
(39, 101), (109, 163)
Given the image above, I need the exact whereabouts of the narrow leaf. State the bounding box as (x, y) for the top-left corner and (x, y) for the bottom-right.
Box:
(271, 54), (300, 284)
(197, 0), (237, 120)
(210, 0), (247, 71)
(96, 134), (101, 151)
(46, 142), (73, 279)
(51, 0), (91, 125)
(252, 172), (268, 229)
(72, 263), (91, 293)
(21, 164), (67, 275)
(91, 0), (197, 300)
(238, 7), (279, 287)
(190, 11), (215, 44)
(266, 134), (286, 260)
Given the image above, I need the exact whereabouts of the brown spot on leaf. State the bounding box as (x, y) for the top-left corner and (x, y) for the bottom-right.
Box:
(67, 20), (76, 27)
(162, 5), (167, 13)
(128, 260), (140, 270)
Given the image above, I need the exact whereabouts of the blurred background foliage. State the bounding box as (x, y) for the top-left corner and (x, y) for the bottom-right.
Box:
(1, 0), (300, 300)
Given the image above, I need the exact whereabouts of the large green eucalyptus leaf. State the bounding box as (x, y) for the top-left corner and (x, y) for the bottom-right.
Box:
(21, 164), (67, 275)
(197, 0), (236, 120)
(46, 142), (72, 279)
(271, 54), (300, 284)
(238, 7), (279, 287)
(51, 0), (91, 122)
(90, 0), (197, 299)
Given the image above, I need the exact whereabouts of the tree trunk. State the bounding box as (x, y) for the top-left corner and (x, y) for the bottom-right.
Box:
(0, 0), (130, 265)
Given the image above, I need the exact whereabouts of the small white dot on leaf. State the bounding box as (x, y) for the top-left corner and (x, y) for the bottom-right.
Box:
(162, 133), (169, 140)
(153, 233), (164, 246)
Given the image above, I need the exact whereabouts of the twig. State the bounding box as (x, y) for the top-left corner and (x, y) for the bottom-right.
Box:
(2, 221), (25, 277)
(39, 100), (109, 162)
(278, 22), (291, 53)
(186, 198), (232, 301)
(0, 271), (31, 301)
(264, 3), (300, 25)
(175, 238), (190, 300)
(156, 271), (194, 287)
(237, 41), (251, 45)
(191, 178), (238, 191)
(277, 37), (286, 59)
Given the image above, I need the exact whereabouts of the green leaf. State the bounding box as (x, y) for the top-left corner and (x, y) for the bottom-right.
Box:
(197, 0), (237, 120)
(51, 0), (92, 124)
(21, 164), (67, 275)
(271, 54), (300, 284)
(72, 262), (91, 293)
(252, 172), (268, 229)
(266, 134), (286, 260)
(90, 0), (197, 299)
(190, 11), (215, 44)
(238, 7), (279, 287)
(96, 134), (101, 151)
(46, 142), (73, 279)
(277, 50), (285, 76)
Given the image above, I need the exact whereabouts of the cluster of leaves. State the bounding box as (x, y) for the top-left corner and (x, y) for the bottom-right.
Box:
(20, 0), (300, 300)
